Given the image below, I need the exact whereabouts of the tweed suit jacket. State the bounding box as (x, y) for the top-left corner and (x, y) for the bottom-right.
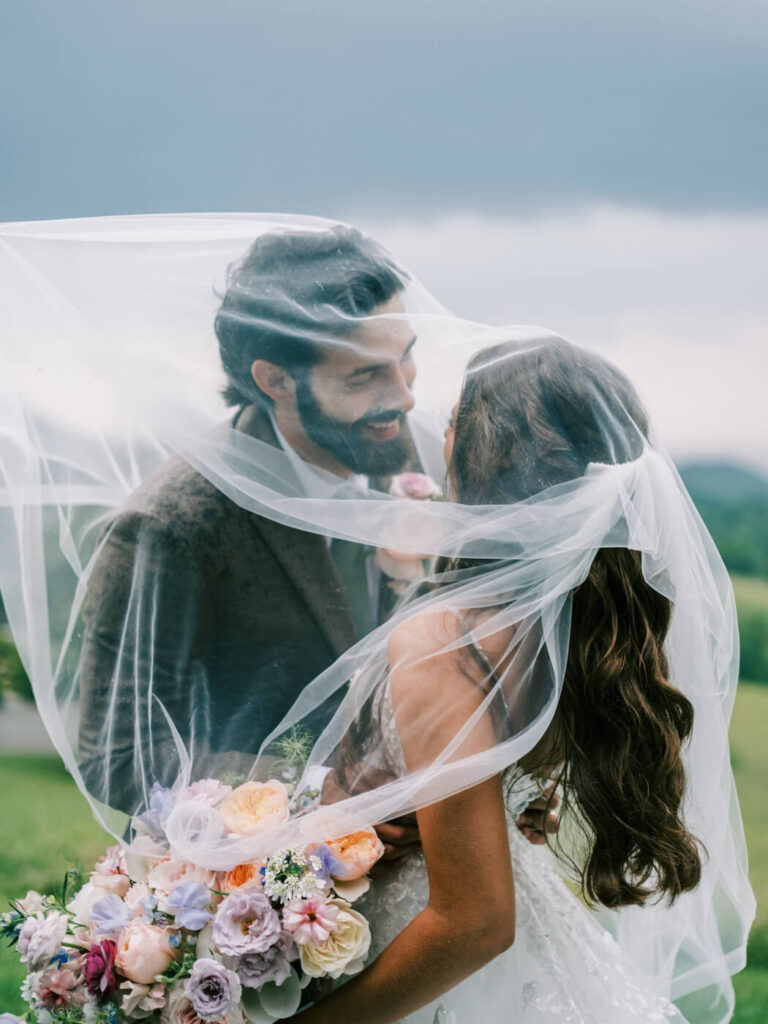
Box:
(76, 405), (420, 814)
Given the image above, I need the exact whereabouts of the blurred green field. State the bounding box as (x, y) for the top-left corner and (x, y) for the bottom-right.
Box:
(1, 685), (766, 1018)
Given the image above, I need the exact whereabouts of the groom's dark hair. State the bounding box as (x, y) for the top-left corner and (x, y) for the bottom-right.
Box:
(215, 225), (407, 408)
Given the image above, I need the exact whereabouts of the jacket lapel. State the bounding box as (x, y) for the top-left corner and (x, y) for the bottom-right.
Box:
(233, 405), (358, 657)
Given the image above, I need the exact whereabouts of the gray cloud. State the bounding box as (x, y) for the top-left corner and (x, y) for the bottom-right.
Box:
(2, 0), (767, 221)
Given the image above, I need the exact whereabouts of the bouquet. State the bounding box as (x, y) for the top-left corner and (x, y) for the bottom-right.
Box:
(1, 773), (384, 1024)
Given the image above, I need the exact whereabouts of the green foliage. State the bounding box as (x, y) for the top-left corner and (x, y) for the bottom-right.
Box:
(0, 754), (107, 1011)
(696, 498), (768, 579)
(733, 577), (768, 685)
(0, 633), (33, 704)
(680, 462), (768, 581)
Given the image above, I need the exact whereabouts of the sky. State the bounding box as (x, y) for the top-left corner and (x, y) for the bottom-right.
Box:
(1, 0), (767, 469)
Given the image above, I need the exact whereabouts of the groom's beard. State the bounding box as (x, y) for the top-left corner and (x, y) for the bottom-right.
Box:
(295, 378), (411, 477)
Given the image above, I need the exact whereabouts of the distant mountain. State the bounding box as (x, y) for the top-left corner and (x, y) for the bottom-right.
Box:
(679, 461), (768, 504)
(678, 460), (768, 579)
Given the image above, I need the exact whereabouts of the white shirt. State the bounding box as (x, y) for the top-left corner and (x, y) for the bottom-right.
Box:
(269, 412), (381, 622)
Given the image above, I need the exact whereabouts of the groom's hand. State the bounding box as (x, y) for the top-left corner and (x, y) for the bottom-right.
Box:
(516, 786), (559, 846)
(371, 815), (421, 877)
(320, 765), (422, 876)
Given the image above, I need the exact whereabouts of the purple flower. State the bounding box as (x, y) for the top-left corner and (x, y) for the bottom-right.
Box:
(135, 782), (174, 841)
(166, 882), (212, 931)
(187, 958), (242, 1022)
(213, 889), (282, 957)
(309, 844), (346, 884)
(231, 930), (297, 987)
(91, 893), (133, 937)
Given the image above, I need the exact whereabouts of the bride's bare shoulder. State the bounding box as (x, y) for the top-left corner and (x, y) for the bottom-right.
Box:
(387, 607), (465, 666)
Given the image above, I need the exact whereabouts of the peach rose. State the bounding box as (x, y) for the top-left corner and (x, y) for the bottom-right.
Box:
(115, 921), (177, 984)
(222, 862), (264, 891)
(219, 781), (290, 836)
(91, 870), (131, 899)
(147, 859), (219, 908)
(324, 828), (385, 881)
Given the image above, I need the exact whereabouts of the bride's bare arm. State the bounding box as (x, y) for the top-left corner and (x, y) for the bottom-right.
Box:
(290, 612), (516, 1024)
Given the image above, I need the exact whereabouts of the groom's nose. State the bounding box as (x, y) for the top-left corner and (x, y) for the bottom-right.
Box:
(383, 365), (416, 413)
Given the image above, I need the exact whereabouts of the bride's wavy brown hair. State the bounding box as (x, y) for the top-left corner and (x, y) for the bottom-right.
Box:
(447, 337), (703, 908)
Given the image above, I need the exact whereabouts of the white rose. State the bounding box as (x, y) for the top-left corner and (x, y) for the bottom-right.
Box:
(195, 921), (217, 960)
(298, 899), (371, 979)
(67, 882), (105, 927)
(120, 980), (167, 1020)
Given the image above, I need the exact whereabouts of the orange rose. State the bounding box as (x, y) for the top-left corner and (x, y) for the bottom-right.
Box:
(325, 828), (385, 881)
(222, 861), (264, 890)
(219, 780), (290, 835)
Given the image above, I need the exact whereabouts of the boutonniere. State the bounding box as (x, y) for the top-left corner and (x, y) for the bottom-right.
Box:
(375, 473), (442, 594)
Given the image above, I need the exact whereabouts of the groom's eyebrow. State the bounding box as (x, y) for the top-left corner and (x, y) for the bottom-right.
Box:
(343, 335), (418, 380)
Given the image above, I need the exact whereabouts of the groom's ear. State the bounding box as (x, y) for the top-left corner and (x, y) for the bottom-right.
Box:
(250, 360), (296, 404)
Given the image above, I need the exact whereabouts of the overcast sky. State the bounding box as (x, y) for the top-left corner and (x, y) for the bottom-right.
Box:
(2, 0), (767, 468)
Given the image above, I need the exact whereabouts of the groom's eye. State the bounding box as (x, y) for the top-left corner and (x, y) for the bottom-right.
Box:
(346, 370), (378, 388)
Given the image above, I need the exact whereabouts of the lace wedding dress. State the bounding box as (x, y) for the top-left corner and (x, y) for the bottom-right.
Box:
(349, 681), (687, 1024)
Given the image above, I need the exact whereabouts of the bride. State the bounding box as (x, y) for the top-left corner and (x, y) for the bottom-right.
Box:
(288, 336), (743, 1023)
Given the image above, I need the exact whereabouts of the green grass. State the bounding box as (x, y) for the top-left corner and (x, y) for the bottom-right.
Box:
(730, 682), (768, 1022)
(0, 754), (106, 1010)
(1, 685), (767, 1018)
(732, 576), (768, 613)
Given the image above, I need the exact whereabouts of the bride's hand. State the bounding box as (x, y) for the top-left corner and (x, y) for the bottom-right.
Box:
(516, 787), (559, 846)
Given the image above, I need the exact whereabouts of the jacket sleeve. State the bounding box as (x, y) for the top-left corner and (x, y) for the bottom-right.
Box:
(76, 510), (215, 816)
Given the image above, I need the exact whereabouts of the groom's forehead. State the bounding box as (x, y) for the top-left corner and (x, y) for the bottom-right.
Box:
(318, 309), (417, 377)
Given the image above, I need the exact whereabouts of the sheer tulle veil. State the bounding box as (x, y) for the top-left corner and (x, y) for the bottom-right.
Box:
(0, 213), (754, 1021)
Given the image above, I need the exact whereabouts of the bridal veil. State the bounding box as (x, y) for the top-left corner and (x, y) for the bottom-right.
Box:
(0, 213), (754, 1022)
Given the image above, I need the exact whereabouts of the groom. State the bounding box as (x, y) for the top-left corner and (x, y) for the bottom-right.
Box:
(76, 225), (555, 849)
(77, 226), (419, 812)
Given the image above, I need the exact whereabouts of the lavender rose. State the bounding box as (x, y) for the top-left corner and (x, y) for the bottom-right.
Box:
(187, 959), (242, 1022)
(213, 890), (281, 957)
(230, 930), (297, 987)
(17, 911), (69, 971)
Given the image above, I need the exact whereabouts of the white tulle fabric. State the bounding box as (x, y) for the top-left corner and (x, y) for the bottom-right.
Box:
(0, 213), (754, 1023)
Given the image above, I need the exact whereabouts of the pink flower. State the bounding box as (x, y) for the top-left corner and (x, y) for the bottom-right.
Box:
(212, 889), (281, 957)
(148, 859), (219, 907)
(84, 940), (118, 1002)
(283, 896), (340, 944)
(375, 548), (429, 585)
(17, 890), (47, 915)
(125, 882), (153, 919)
(185, 779), (233, 805)
(95, 845), (129, 876)
(36, 964), (85, 1010)
(389, 472), (442, 500)
(17, 911), (69, 970)
(115, 921), (176, 984)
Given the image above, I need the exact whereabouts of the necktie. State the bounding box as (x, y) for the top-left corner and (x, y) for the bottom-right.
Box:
(329, 537), (374, 640)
